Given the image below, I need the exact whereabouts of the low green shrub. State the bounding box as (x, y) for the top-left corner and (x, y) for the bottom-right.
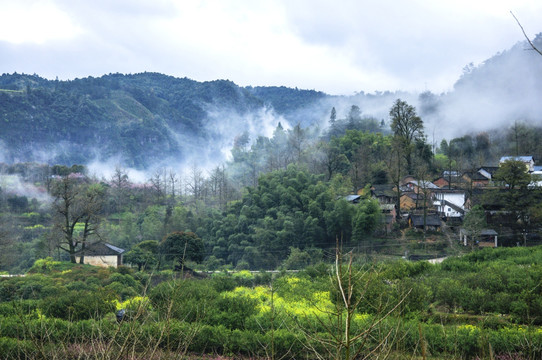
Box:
(27, 258), (74, 274)
(0, 337), (37, 360)
(268, 328), (303, 358)
(104, 281), (138, 300)
(207, 293), (258, 330)
(225, 328), (263, 356)
(39, 290), (116, 321)
(149, 279), (218, 322)
(190, 324), (230, 354)
(0, 300), (38, 317)
(66, 280), (97, 292)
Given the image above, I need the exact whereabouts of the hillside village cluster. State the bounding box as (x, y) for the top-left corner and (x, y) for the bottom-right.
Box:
(350, 156), (541, 248)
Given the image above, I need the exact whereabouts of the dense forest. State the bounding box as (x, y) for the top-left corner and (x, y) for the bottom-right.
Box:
(0, 72), (330, 168)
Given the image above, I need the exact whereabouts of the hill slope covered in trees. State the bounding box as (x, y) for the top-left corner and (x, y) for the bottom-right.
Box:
(1, 34), (542, 169)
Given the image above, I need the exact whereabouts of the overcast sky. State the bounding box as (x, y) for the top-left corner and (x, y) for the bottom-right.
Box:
(1, 0), (541, 95)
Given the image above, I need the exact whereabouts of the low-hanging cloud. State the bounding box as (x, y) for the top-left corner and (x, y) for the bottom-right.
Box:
(0, 174), (52, 205)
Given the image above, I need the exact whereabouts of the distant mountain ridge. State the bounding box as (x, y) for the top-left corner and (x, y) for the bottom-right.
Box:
(1, 33), (541, 168)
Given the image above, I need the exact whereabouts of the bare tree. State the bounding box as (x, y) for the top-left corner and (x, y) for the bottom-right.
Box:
(288, 123), (307, 164)
(110, 165), (130, 212)
(51, 176), (105, 263)
(208, 165), (233, 209)
(296, 240), (410, 360)
(511, 11), (542, 56)
(77, 183), (106, 264)
(388, 137), (405, 220)
(150, 168), (167, 205)
(267, 123), (292, 171)
(414, 161), (432, 236)
(168, 169), (178, 202)
(51, 176), (85, 263)
(186, 164), (205, 204)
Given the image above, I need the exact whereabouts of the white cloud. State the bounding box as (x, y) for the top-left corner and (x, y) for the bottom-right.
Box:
(0, 0), (83, 44)
(0, 0), (541, 95)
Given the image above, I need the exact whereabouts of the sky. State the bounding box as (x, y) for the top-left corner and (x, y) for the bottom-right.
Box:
(0, 0), (541, 95)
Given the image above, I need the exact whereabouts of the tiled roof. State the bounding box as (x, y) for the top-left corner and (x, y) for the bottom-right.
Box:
(500, 156), (533, 163)
(410, 214), (442, 227)
(75, 242), (125, 256)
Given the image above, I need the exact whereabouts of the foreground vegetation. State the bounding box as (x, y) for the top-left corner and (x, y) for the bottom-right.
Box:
(1, 246), (542, 359)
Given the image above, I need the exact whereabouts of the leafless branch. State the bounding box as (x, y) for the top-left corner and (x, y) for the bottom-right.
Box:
(511, 11), (542, 56)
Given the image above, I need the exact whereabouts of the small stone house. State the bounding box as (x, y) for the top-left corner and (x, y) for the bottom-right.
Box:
(74, 242), (125, 268)
(408, 214), (442, 231)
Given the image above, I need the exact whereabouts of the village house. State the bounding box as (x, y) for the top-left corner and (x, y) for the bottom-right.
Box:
(74, 242), (125, 268)
(369, 184), (396, 205)
(433, 176), (451, 188)
(400, 192), (430, 212)
(477, 166), (499, 181)
(433, 171), (463, 189)
(462, 171), (490, 187)
(346, 193), (397, 233)
(532, 166), (542, 187)
(380, 204), (397, 234)
(344, 194), (361, 204)
(433, 189), (466, 219)
(403, 179), (440, 194)
(459, 228), (499, 247)
(401, 175), (417, 185)
(408, 214), (442, 232)
(499, 156), (535, 172)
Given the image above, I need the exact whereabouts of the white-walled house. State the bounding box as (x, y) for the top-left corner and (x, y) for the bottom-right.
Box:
(74, 242), (125, 268)
(499, 156), (535, 173)
(434, 189), (466, 219)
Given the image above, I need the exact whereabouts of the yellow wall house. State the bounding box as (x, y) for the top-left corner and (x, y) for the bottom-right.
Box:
(74, 242), (125, 268)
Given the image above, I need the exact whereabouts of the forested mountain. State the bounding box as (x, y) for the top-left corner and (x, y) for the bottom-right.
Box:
(0, 73), (326, 168)
(1, 34), (542, 170)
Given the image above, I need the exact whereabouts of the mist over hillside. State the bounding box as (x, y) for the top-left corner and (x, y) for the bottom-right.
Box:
(422, 34), (542, 142)
(0, 34), (541, 173)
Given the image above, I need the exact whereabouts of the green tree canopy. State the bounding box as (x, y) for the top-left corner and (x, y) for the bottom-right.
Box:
(124, 240), (159, 271)
(161, 231), (205, 268)
(493, 160), (531, 190)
